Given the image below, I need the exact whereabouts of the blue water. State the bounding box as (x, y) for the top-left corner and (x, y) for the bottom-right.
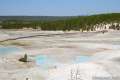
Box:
(35, 55), (56, 68)
(35, 55), (91, 68)
(0, 46), (23, 55)
(75, 56), (91, 63)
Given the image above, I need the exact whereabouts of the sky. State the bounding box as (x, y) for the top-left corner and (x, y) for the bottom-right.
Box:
(0, 0), (120, 16)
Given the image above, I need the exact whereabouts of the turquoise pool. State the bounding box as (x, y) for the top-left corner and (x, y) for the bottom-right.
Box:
(35, 55), (91, 68)
(75, 56), (91, 63)
(35, 55), (57, 68)
(0, 46), (23, 55)
(36, 55), (54, 65)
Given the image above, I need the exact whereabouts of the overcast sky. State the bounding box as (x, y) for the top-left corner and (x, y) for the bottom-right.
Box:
(0, 0), (120, 16)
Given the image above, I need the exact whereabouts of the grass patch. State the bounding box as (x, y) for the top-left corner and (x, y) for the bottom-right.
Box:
(0, 40), (32, 46)
(19, 54), (28, 62)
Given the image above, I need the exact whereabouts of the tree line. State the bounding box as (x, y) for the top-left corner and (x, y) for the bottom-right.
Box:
(0, 13), (120, 31)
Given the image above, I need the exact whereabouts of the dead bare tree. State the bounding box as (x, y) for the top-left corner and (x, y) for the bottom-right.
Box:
(69, 68), (83, 80)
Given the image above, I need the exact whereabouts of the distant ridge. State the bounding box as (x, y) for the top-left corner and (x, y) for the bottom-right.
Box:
(0, 16), (74, 21)
(0, 13), (119, 21)
(0, 13), (120, 31)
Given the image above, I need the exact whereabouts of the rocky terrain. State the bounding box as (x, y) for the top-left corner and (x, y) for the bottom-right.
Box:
(0, 30), (120, 80)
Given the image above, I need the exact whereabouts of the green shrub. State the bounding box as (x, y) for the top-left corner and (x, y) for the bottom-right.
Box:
(19, 54), (28, 62)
